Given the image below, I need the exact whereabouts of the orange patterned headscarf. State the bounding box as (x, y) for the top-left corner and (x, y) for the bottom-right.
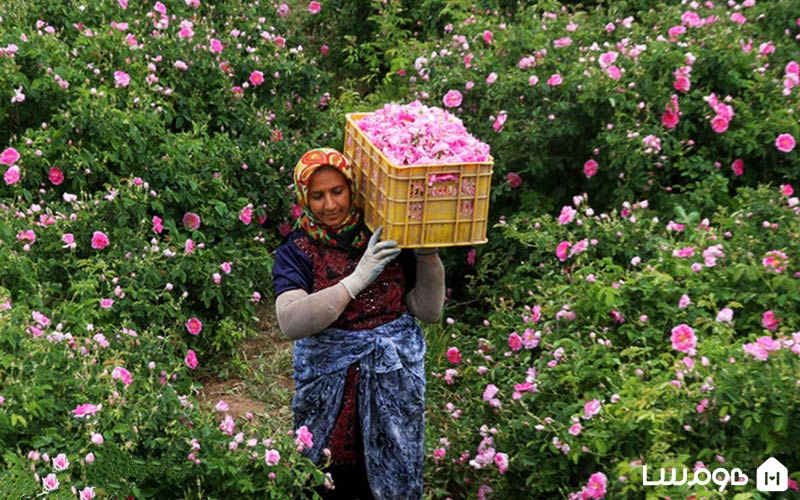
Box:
(292, 147), (366, 249)
(293, 147), (357, 209)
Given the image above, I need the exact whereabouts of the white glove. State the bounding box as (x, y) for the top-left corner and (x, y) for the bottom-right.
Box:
(340, 227), (400, 299)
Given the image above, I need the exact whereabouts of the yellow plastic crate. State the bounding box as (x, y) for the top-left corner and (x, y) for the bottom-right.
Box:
(343, 112), (494, 248)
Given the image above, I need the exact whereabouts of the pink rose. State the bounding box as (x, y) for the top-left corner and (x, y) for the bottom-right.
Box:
(762, 250), (788, 273)
(209, 38), (223, 54)
(711, 116), (729, 133)
(482, 384), (499, 401)
(442, 89), (463, 108)
(52, 453), (70, 471)
(556, 241), (571, 262)
(467, 248), (476, 266)
(761, 310), (780, 331)
(731, 158), (744, 176)
(219, 414), (235, 435)
(185, 349), (198, 369)
(508, 332), (522, 351)
(42, 474), (59, 492)
(605, 66), (621, 80)
(114, 71), (131, 88)
(609, 309), (625, 324)
(183, 212), (201, 229)
(492, 112), (507, 132)
(716, 308), (734, 323)
(558, 205), (576, 225)
(72, 403), (101, 418)
(673, 75), (691, 92)
(446, 347), (461, 364)
(111, 366), (133, 386)
(482, 30), (493, 44)
(186, 317), (203, 335)
(553, 37), (572, 48)
(4, 165), (20, 185)
(756, 336), (781, 351)
(294, 425), (314, 451)
(670, 324), (697, 353)
(249, 70), (264, 86)
(1, 147), (20, 165)
(743, 342), (769, 361)
(265, 449), (281, 466)
(506, 172), (522, 188)
(239, 204), (253, 224)
(662, 111), (679, 129)
(547, 74), (563, 86)
(152, 215), (163, 234)
(79, 487), (96, 500)
(776, 133), (796, 152)
(583, 159), (598, 177)
(598, 51), (618, 68)
(583, 399), (602, 419)
(49, 167), (64, 185)
(494, 452), (509, 474)
(585, 472), (608, 499)
(91, 231), (109, 250)
(307, 1), (321, 14)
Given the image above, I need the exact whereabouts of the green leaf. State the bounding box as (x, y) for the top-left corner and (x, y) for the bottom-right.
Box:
(10, 414), (27, 428)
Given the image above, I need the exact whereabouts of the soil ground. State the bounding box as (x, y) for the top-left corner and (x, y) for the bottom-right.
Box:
(197, 303), (295, 428)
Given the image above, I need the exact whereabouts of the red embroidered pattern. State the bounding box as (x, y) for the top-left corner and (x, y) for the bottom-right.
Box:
(326, 364), (363, 464)
(295, 238), (408, 330)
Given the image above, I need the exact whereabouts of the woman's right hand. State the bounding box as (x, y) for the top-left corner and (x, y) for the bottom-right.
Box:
(340, 227), (400, 299)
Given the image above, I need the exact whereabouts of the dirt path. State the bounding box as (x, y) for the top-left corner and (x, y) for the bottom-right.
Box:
(197, 304), (295, 428)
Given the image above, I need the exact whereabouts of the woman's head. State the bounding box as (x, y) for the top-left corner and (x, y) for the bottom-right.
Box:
(307, 166), (351, 228)
(293, 147), (357, 229)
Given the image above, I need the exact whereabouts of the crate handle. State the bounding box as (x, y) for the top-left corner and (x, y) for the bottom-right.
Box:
(427, 173), (460, 186)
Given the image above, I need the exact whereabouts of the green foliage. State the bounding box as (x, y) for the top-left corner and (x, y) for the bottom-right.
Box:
(389, 0), (800, 219)
(426, 186), (800, 497)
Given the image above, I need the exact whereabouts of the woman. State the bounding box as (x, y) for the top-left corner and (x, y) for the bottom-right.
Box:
(272, 148), (445, 500)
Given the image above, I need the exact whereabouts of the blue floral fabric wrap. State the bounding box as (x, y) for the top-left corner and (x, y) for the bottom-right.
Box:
(292, 313), (426, 500)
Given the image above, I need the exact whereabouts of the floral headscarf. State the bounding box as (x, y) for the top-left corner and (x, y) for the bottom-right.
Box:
(293, 147), (367, 250)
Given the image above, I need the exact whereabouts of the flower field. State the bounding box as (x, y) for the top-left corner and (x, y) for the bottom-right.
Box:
(1, 0), (799, 498)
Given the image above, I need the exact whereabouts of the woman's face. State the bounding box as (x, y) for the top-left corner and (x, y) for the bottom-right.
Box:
(307, 166), (352, 228)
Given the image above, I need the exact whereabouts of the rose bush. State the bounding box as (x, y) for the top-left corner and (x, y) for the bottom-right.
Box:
(425, 185), (799, 498)
(394, 0), (800, 217)
(1, 0), (336, 496)
(0, 183), (326, 497)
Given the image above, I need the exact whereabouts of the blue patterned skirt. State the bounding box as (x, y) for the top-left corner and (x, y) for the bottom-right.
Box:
(292, 313), (426, 500)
